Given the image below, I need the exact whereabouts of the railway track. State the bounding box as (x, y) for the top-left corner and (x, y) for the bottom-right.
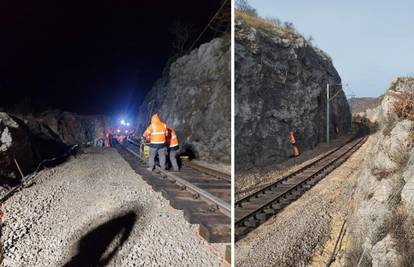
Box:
(235, 135), (367, 241)
(115, 138), (231, 244)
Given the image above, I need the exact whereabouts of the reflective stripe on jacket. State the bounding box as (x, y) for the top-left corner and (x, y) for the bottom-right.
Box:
(143, 114), (167, 144)
(167, 128), (179, 148)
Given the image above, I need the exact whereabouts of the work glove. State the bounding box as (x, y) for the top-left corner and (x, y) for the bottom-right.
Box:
(141, 136), (149, 144)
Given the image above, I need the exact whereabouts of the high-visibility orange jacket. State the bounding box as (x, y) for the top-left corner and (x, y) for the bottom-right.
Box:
(289, 131), (296, 144)
(166, 128), (179, 148)
(143, 114), (167, 145)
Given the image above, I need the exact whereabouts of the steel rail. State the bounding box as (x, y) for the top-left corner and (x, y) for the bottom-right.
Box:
(181, 160), (231, 182)
(121, 143), (231, 217)
(236, 122), (367, 205)
(126, 137), (231, 182)
(235, 136), (367, 240)
(236, 137), (365, 226)
(236, 134), (362, 206)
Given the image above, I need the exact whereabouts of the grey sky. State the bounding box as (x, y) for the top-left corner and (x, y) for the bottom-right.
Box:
(249, 0), (414, 97)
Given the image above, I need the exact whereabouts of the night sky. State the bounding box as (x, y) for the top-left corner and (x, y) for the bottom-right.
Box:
(0, 0), (227, 115)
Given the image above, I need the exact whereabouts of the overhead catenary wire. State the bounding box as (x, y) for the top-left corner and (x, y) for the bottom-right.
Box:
(185, 0), (229, 54)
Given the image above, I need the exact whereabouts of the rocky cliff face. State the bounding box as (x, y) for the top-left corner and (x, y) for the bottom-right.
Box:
(34, 110), (109, 145)
(0, 112), (68, 183)
(135, 37), (231, 164)
(235, 14), (351, 170)
(346, 78), (414, 266)
(0, 110), (112, 183)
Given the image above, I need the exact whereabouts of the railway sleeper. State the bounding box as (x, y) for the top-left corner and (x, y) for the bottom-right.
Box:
(243, 217), (260, 228)
(148, 179), (180, 193)
(303, 183), (312, 189)
(278, 198), (292, 206)
(235, 227), (250, 241)
(270, 202), (284, 210)
(254, 212), (269, 221)
(184, 209), (229, 225)
(165, 191), (207, 209)
(263, 208), (276, 216)
(290, 190), (302, 198)
(118, 144), (231, 245)
(199, 221), (231, 243)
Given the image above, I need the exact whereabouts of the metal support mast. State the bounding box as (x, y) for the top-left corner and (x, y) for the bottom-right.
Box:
(326, 83), (330, 145)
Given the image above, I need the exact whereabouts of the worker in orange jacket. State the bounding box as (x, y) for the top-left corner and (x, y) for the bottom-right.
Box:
(166, 127), (179, 171)
(143, 114), (168, 171)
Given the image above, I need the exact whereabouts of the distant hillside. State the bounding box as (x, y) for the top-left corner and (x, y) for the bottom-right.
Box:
(349, 97), (383, 114)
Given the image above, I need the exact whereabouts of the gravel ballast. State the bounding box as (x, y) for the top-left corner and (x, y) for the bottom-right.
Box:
(236, 138), (370, 266)
(0, 147), (225, 266)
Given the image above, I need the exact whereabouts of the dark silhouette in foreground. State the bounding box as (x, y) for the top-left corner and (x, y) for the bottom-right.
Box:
(64, 211), (137, 267)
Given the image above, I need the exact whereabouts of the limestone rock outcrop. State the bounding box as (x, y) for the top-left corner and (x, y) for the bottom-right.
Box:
(235, 15), (351, 170)
(346, 77), (414, 266)
(136, 37), (231, 164)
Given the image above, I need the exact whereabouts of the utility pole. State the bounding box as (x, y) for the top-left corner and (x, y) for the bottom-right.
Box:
(326, 83), (330, 145)
(348, 93), (356, 114)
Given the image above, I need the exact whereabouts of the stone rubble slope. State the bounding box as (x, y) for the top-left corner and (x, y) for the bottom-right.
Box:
(0, 147), (225, 267)
(346, 77), (414, 267)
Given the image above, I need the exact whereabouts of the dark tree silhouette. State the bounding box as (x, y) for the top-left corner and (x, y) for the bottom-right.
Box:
(169, 21), (196, 56)
(235, 0), (257, 16)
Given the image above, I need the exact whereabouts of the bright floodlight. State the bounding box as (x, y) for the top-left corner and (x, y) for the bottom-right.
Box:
(126, 122), (130, 126)
(117, 129), (121, 133)
(120, 120), (126, 125)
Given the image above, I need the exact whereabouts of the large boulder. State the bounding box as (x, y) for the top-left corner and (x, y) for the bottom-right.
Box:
(0, 112), (70, 183)
(35, 110), (108, 145)
(235, 15), (351, 170)
(0, 113), (35, 183)
(136, 37), (231, 164)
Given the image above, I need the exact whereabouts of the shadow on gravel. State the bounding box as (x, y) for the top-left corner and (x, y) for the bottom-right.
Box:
(63, 211), (137, 267)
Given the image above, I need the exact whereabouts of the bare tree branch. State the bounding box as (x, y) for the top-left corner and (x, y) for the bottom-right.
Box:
(169, 21), (196, 55)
